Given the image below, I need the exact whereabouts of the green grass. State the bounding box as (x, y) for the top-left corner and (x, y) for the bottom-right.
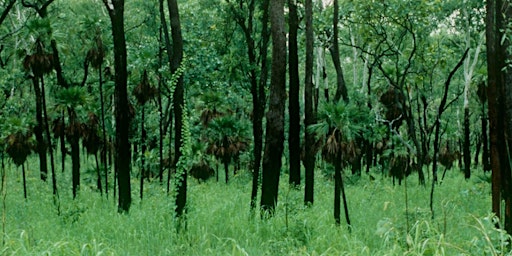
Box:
(0, 159), (510, 255)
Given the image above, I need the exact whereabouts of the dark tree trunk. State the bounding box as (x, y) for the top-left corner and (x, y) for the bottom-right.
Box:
(463, 107), (471, 179)
(99, 63), (108, 197)
(430, 49), (468, 219)
(486, 0), (502, 220)
(482, 110), (491, 171)
(304, 0), (316, 206)
(260, 0), (286, 216)
(103, 0), (132, 213)
(69, 110), (80, 199)
(288, 0), (301, 187)
(334, 147), (341, 225)
(250, 0), (269, 212)
(22, 164), (27, 199)
(167, 0), (186, 218)
(501, 0), (512, 235)
(330, 0), (348, 103)
(140, 106), (146, 200)
(40, 77), (58, 196)
(32, 77), (48, 182)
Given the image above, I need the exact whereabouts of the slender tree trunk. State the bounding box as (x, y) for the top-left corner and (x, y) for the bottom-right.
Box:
(167, 0), (186, 217)
(334, 147), (341, 226)
(482, 109), (491, 171)
(22, 164), (27, 199)
(140, 106), (146, 200)
(304, 0), (316, 206)
(40, 77), (58, 196)
(103, 0), (132, 213)
(250, 0), (270, 212)
(430, 49), (468, 219)
(260, 0), (286, 216)
(32, 77), (48, 182)
(94, 153), (103, 195)
(99, 63), (108, 198)
(288, 0), (300, 187)
(463, 108), (471, 179)
(69, 110), (80, 199)
(330, 0), (348, 103)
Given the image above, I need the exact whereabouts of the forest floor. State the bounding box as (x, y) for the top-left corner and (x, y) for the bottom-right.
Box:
(0, 159), (509, 255)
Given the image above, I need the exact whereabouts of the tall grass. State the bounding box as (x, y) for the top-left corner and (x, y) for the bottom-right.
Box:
(0, 159), (509, 255)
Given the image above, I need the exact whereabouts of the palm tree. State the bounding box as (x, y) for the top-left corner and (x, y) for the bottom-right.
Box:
(310, 99), (372, 230)
(132, 70), (157, 200)
(206, 115), (250, 183)
(54, 86), (91, 199)
(3, 117), (35, 199)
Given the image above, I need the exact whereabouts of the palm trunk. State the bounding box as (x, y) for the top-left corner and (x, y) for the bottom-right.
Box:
(22, 164), (27, 200)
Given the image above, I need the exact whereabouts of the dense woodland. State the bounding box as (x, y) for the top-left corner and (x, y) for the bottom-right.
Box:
(0, 0), (512, 254)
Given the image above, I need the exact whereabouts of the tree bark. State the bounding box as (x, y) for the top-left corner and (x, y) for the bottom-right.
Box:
(260, 0), (286, 216)
(330, 0), (348, 103)
(486, 0), (502, 220)
(167, 0), (186, 218)
(288, 0), (301, 187)
(304, 0), (316, 206)
(31, 77), (48, 182)
(500, 0), (512, 234)
(250, 0), (270, 211)
(103, 0), (132, 213)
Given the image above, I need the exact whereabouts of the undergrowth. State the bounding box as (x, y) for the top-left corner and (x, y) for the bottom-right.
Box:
(0, 159), (510, 255)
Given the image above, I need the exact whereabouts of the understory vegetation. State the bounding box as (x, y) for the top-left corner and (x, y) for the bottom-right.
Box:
(0, 158), (508, 255)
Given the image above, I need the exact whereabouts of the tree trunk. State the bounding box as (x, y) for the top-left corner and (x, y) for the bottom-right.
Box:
(103, 0), (132, 213)
(334, 147), (341, 226)
(40, 77), (58, 196)
(99, 63), (108, 197)
(501, 0), (512, 234)
(69, 109), (80, 199)
(430, 49), (468, 219)
(330, 0), (348, 103)
(260, 0), (286, 216)
(486, 0), (502, 220)
(482, 109), (491, 171)
(463, 107), (471, 179)
(167, 0), (186, 218)
(140, 106), (146, 200)
(304, 0), (316, 206)
(32, 77), (48, 182)
(288, 0), (300, 187)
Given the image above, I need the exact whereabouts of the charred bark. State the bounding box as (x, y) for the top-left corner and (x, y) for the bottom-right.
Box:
(288, 0), (301, 187)
(304, 0), (316, 206)
(260, 0), (286, 216)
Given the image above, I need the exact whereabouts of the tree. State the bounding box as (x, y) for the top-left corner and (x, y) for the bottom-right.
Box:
(102, 0), (132, 213)
(487, 0), (512, 234)
(288, 0), (300, 187)
(304, 0), (316, 205)
(166, 0), (186, 218)
(329, 0), (348, 103)
(260, 0), (286, 216)
(223, 0), (270, 210)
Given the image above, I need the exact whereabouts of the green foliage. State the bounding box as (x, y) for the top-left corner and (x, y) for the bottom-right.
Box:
(0, 162), (502, 255)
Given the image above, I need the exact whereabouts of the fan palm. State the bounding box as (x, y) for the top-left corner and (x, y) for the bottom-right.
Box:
(309, 99), (372, 229)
